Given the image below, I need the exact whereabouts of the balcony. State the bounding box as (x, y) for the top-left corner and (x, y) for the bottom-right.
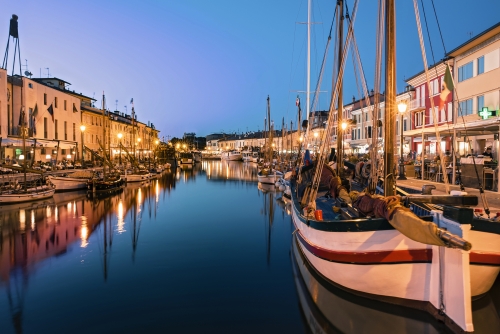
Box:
(409, 99), (425, 112)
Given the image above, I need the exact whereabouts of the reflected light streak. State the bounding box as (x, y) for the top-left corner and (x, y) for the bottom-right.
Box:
(46, 206), (52, 218)
(31, 210), (35, 230)
(138, 188), (142, 204)
(19, 209), (26, 231)
(155, 180), (159, 203)
(55, 207), (59, 222)
(117, 201), (126, 234)
(80, 216), (89, 248)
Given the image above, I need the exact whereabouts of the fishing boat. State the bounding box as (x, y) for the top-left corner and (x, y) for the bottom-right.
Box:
(87, 93), (125, 196)
(191, 151), (202, 163)
(221, 150), (242, 161)
(179, 152), (194, 164)
(251, 151), (261, 163)
(48, 170), (93, 192)
(241, 150), (252, 162)
(257, 96), (283, 185)
(289, 1), (500, 332)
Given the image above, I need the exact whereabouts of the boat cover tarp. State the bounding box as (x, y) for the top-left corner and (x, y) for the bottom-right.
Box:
(353, 193), (446, 246)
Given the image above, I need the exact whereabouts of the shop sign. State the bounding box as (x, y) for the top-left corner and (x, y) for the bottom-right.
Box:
(479, 107), (497, 120)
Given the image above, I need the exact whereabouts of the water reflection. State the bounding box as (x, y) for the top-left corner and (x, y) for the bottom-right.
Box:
(0, 171), (176, 284)
(203, 160), (259, 183)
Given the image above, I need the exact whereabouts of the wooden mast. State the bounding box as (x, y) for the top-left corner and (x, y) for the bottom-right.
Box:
(336, 0), (344, 175)
(102, 92), (107, 181)
(383, 0), (396, 196)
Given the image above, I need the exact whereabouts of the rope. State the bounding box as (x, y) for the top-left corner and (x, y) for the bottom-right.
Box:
(305, 0), (359, 205)
(412, 0), (451, 194)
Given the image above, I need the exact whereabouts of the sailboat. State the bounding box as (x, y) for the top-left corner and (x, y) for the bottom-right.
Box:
(289, 1), (500, 332)
(257, 96), (283, 185)
(87, 93), (125, 195)
(0, 14), (55, 204)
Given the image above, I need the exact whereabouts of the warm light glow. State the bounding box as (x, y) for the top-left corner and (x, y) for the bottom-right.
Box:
(117, 201), (125, 234)
(314, 132), (318, 138)
(19, 209), (26, 229)
(341, 122), (347, 130)
(118, 133), (123, 139)
(66, 154), (72, 159)
(176, 143), (180, 149)
(80, 124), (86, 132)
(46, 154), (51, 160)
(81, 216), (89, 248)
(398, 101), (407, 113)
(19, 155), (24, 160)
(155, 140), (159, 145)
(299, 136), (303, 142)
(137, 138), (141, 142)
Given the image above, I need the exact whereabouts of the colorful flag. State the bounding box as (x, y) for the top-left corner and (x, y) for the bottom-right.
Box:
(47, 104), (54, 122)
(296, 96), (300, 107)
(440, 64), (454, 111)
(33, 103), (38, 117)
(130, 98), (133, 104)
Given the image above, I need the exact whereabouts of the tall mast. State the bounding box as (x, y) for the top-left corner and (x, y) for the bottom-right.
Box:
(383, 0), (396, 196)
(336, 0), (344, 175)
(132, 100), (135, 160)
(102, 92), (107, 181)
(267, 96), (271, 163)
(306, 0), (311, 120)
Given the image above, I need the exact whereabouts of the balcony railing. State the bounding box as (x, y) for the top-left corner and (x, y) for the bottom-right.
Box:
(409, 99), (425, 111)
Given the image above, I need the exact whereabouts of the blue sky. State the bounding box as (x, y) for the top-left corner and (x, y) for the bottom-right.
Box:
(2, 0), (499, 139)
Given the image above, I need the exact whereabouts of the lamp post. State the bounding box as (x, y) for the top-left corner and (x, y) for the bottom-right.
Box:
(80, 125), (86, 168)
(397, 101), (408, 180)
(137, 138), (142, 161)
(118, 133), (123, 166)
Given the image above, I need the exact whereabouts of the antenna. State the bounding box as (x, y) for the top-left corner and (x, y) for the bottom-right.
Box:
(45, 67), (50, 77)
(124, 105), (127, 113)
(24, 70), (32, 77)
(115, 100), (118, 111)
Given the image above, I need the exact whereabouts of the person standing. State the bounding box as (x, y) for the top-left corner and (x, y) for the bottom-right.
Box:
(483, 147), (493, 158)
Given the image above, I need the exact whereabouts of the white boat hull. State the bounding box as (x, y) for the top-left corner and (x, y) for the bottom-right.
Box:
(257, 171), (283, 184)
(291, 200), (500, 332)
(0, 187), (55, 204)
(48, 176), (88, 191)
(221, 152), (243, 161)
(124, 173), (151, 182)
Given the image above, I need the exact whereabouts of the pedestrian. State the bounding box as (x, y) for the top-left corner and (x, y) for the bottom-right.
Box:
(6, 155), (10, 164)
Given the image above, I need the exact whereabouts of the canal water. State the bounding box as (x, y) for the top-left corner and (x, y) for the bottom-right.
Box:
(0, 160), (499, 333)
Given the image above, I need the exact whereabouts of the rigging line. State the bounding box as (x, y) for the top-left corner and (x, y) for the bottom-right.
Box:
(412, 0), (451, 194)
(430, 0), (447, 55)
(307, 0), (359, 204)
(286, 3), (305, 124)
(419, 0), (436, 67)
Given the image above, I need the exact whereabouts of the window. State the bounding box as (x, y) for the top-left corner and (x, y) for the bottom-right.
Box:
(458, 62), (473, 82)
(28, 83), (33, 88)
(55, 97), (58, 108)
(367, 126), (372, 138)
(55, 119), (58, 139)
(477, 56), (484, 75)
(64, 121), (67, 140)
(44, 117), (48, 138)
(447, 102), (452, 121)
(477, 95), (484, 113)
(458, 99), (473, 116)
(403, 119), (407, 132)
(44, 93), (47, 105)
(428, 109), (434, 125)
(64, 100), (67, 110)
(357, 128), (360, 139)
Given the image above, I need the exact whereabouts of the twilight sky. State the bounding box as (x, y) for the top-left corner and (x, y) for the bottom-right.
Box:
(2, 0), (499, 139)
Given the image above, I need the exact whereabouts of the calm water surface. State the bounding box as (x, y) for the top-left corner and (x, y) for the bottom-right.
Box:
(0, 160), (499, 333)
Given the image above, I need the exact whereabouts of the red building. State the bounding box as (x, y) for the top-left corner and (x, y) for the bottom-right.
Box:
(405, 62), (454, 158)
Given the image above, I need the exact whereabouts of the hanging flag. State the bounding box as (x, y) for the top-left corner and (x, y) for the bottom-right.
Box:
(439, 64), (454, 111)
(73, 103), (78, 113)
(130, 98), (133, 104)
(33, 103), (38, 117)
(296, 96), (302, 113)
(47, 104), (54, 122)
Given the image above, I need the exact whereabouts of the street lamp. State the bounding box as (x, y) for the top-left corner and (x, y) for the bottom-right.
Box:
(80, 125), (86, 167)
(397, 101), (408, 180)
(118, 133), (123, 165)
